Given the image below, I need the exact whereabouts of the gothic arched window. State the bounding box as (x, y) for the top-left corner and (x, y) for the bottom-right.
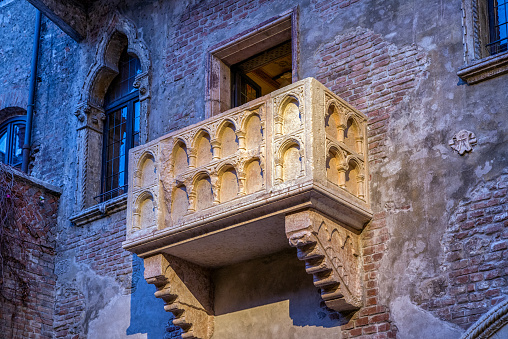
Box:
(0, 116), (25, 169)
(99, 48), (141, 202)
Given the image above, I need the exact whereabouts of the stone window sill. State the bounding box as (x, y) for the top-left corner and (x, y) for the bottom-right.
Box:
(70, 193), (128, 226)
(458, 51), (508, 85)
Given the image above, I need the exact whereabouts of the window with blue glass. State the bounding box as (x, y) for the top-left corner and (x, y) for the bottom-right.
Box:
(0, 116), (25, 169)
(98, 48), (141, 202)
(488, 0), (508, 55)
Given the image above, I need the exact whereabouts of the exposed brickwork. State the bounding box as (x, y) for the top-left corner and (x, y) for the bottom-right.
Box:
(315, 27), (427, 164)
(340, 212), (398, 338)
(312, 0), (363, 17)
(162, 0), (271, 129)
(0, 165), (60, 339)
(167, 0), (266, 83)
(416, 172), (508, 329)
(53, 214), (133, 337)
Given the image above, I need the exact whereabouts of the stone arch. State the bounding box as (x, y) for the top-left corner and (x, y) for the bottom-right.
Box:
(79, 13), (151, 107)
(216, 163), (239, 203)
(325, 102), (343, 142)
(244, 157), (264, 194)
(326, 145), (345, 187)
(345, 156), (364, 198)
(191, 171), (214, 211)
(172, 138), (189, 176)
(216, 119), (238, 158)
(74, 13), (152, 211)
(133, 191), (157, 230)
(276, 137), (303, 182)
(344, 114), (363, 153)
(461, 298), (508, 339)
(279, 95), (301, 135)
(171, 184), (189, 223)
(135, 151), (157, 188)
(192, 129), (213, 167)
(0, 106), (26, 125)
(241, 112), (263, 150)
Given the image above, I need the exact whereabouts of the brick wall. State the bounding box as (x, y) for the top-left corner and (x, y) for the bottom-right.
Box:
(416, 171), (508, 329)
(0, 164), (60, 339)
(52, 212), (176, 338)
(312, 0), (363, 17)
(340, 212), (398, 338)
(315, 27), (427, 165)
(52, 214), (133, 338)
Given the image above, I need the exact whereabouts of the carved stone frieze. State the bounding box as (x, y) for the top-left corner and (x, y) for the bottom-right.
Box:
(285, 210), (363, 312)
(449, 129), (477, 155)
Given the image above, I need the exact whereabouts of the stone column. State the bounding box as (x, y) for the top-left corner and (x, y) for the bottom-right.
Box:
(74, 102), (106, 210)
(133, 71), (151, 144)
(210, 139), (221, 160)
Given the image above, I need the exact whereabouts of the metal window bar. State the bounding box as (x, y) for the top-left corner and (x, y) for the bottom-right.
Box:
(488, 0), (508, 55)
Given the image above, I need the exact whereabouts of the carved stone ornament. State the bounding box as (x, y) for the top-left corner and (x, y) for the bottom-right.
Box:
(449, 130), (477, 155)
(285, 210), (363, 312)
(460, 298), (508, 339)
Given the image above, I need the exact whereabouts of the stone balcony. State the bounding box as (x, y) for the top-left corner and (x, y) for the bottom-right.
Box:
(123, 78), (372, 339)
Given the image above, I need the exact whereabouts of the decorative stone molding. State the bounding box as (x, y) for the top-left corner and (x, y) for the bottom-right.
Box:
(70, 193), (128, 226)
(449, 130), (477, 155)
(144, 254), (213, 339)
(123, 78), (372, 334)
(460, 298), (508, 339)
(458, 51), (508, 85)
(285, 210), (362, 312)
(74, 13), (151, 212)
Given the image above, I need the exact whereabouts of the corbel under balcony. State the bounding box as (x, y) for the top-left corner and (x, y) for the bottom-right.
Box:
(122, 78), (372, 339)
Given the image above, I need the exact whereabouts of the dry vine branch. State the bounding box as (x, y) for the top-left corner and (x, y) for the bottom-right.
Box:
(0, 164), (58, 338)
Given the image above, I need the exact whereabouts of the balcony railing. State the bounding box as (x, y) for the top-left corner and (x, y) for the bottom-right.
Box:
(125, 77), (370, 246)
(123, 78), (372, 335)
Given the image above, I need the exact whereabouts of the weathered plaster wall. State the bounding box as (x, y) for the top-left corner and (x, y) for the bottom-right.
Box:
(1, 0), (507, 337)
(212, 250), (345, 339)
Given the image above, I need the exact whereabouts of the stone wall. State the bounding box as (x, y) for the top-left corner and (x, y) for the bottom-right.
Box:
(0, 164), (60, 339)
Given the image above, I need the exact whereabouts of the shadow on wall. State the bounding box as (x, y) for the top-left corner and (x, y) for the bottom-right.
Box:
(127, 254), (180, 338)
(213, 249), (350, 330)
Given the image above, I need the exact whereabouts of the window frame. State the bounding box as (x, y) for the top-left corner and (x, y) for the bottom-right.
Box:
(97, 91), (140, 203)
(96, 49), (142, 203)
(206, 7), (299, 117)
(458, 0), (508, 84)
(0, 115), (26, 169)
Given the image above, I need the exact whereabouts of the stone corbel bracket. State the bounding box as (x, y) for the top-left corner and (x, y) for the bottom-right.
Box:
(285, 210), (363, 312)
(144, 254), (214, 339)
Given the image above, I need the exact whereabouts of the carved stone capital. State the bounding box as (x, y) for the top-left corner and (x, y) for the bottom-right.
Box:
(133, 71), (151, 101)
(285, 210), (363, 312)
(144, 254), (213, 339)
(74, 102), (106, 132)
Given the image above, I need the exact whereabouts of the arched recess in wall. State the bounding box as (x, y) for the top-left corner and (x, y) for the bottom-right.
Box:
(73, 13), (152, 212)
